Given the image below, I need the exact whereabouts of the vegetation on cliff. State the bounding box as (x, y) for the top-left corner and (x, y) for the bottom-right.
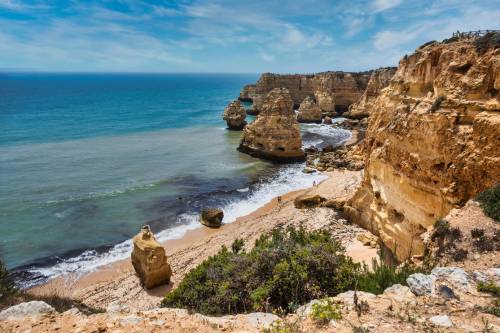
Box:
(476, 184), (500, 222)
(0, 259), (17, 302)
(162, 226), (421, 315)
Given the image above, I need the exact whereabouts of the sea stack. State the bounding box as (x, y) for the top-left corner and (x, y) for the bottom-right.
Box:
(131, 225), (172, 289)
(238, 88), (304, 162)
(222, 100), (247, 130)
(297, 96), (322, 123)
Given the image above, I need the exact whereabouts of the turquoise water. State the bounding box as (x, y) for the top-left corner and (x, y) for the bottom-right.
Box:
(0, 73), (349, 286)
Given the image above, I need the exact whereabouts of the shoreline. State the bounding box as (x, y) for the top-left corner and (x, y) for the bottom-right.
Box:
(30, 169), (377, 310)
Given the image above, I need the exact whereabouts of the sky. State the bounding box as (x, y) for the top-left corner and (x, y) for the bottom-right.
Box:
(1, 0), (499, 73)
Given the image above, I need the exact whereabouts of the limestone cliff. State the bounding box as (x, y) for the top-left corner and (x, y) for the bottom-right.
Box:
(345, 34), (500, 261)
(222, 100), (247, 130)
(346, 67), (397, 119)
(238, 84), (257, 102)
(238, 88), (304, 162)
(297, 96), (322, 123)
(242, 71), (371, 115)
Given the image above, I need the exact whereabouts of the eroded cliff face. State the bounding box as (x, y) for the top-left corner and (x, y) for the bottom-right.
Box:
(238, 88), (304, 162)
(346, 67), (397, 119)
(345, 36), (500, 261)
(244, 71), (371, 115)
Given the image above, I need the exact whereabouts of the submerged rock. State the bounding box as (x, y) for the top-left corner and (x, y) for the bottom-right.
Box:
(200, 208), (224, 228)
(297, 96), (322, 123)
(238, 88), (305, 162)
(323, 116), (333, 124)
(131, 225), (172, 289)
(222, 100), (247, 130)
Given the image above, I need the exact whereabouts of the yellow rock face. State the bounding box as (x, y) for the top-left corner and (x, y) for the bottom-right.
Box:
(131, 226), (172, 289)
(345, 36), (500, 261)
(238, 88), (305, 162)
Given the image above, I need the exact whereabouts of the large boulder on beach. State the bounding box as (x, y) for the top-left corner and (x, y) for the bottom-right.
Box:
(297, 96), (322, 123)
(131, 225), (172, 289)
(222, 100), (247, 130)
(200, 208), (224, 228)
(294, 194), (326, 209)
(238, 88), (304, 162)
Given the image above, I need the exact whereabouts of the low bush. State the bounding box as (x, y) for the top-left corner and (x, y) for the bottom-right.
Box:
(471, 228), (485, 238)
(162, 226), (359, 315)
(356, 259), (424, 295)
(0, 259), (17, 302)
(163, 226), (427, 316)
(477, 282), (500, 297)
(482, 299), (500, 317)
(417, 40), (437, 50)
(476, 185), (500, 222)
(474, 32), (500, 53)
(310, 298), (342, 325)
(431, 219), (464, 258)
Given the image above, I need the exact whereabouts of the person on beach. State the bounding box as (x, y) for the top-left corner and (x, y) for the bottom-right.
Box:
(277, 196), (282, 204)
(313, 180), (317, 188)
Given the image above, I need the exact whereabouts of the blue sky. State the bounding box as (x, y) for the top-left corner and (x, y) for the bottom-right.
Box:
(1, 0), (499, 73)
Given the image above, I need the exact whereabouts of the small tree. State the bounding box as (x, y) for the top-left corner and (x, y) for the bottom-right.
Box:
(0, 258), (17, 301)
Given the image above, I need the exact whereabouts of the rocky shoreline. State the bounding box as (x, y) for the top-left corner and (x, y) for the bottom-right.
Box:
(2, 33), (499, 333)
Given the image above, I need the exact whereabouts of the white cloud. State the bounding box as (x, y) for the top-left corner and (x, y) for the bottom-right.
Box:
(373, 0), (403, 12)
(373, 29), (421, 50)
(259, 52), (275, 62)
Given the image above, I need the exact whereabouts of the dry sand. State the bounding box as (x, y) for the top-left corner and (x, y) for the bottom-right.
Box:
(31, 169), (377, 310)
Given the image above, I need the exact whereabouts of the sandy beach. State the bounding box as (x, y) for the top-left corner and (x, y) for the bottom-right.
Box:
(31, 169), (377, 310)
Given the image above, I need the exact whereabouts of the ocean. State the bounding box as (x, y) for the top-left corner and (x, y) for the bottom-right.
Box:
(0, 73), (351, 287)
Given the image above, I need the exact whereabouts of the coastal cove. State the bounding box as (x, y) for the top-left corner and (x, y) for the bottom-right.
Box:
(0, 73), (351, 288)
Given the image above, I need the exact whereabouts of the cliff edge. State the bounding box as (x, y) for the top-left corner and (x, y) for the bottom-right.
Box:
(345, 33), (500, 261)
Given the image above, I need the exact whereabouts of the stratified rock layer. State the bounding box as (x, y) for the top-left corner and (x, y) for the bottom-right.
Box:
(131, 226), (172, 289)
(346, 67), (397, 119)
(238, 84), (257, 102)
(242, 72), (371, 116)
(297, 96), (322, 123)
(238, 88), (304, 162)
(222, 100), (247, 130)
(345, 35), (500, 261)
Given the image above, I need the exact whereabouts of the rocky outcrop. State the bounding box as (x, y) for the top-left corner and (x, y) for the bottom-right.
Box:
(131, 226), (172, 289)
(200, 208), (224, 228)
(222, 100), (247, 130)
(297, 96), (322, 123)
(242, 71), (371, 115)
(238, 88), (305, 162)
(345, 35), (500, 261)
(0, 301), (54, 321)
(238, 84), (257, 102)
(294, 194), (326, 209)
(346, 67), (397, 119)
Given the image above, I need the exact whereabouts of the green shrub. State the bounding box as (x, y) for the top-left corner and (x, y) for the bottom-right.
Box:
(310, 298), (342, 325)
(476, 185), (500, 222)
(162, 226), (360, 315)
(478, 282), (500, 297)
(474, 32), (500, 53)
(442, 36), (459, 44)
(482, 299), (500, 317)
(418, 40), (436, 49)
(356, 259), (423, 295)
(0, 259), (17, 302)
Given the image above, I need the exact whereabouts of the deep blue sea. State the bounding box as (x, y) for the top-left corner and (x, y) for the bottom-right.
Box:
(0, 73), (350, 287)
